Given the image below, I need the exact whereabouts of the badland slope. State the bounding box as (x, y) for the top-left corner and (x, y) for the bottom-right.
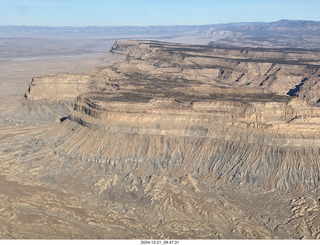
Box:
(1, 40), (320, 238)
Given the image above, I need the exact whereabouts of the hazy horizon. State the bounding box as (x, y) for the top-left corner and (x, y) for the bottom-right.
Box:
(0, 18), (318, 28)
(1, 0), (319, 26)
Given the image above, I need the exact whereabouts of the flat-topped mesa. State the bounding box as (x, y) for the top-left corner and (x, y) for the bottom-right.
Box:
(23, 40), (320, 106)
(24, 68), (126, 102)
(25, 73), (93, 101)
(112, 40), (320, 63)
(68, 91), (320, 147)
(108, 40), (320, 105)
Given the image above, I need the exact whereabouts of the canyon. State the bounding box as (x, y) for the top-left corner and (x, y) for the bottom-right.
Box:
(1, 37), (320, 239)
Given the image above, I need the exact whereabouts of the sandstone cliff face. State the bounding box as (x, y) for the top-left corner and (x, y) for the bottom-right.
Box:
(23, 55), (126, 104)
(70, 92), (320, 138)
(25, 73), (94, 101)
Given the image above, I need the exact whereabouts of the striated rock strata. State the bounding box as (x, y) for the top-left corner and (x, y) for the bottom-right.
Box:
(61, 90), (320, 191)
(25, 73), (93, 101)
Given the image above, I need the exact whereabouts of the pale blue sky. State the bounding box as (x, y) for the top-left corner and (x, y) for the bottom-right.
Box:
(1, 0), (320, 26)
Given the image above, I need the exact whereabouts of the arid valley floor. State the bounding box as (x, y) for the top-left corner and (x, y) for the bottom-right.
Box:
(2, 22), (320, 239)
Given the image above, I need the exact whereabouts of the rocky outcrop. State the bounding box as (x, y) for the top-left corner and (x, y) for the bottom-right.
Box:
(25, 73), (94, 101)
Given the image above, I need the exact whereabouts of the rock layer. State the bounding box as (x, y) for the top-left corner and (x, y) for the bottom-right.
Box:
(53, 88), (318, 191)
(25, 73), (92, 101)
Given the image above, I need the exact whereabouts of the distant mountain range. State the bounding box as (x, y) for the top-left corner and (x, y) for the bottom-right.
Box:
(1, 19), (320, 49)
(207, 19), (320, 49)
